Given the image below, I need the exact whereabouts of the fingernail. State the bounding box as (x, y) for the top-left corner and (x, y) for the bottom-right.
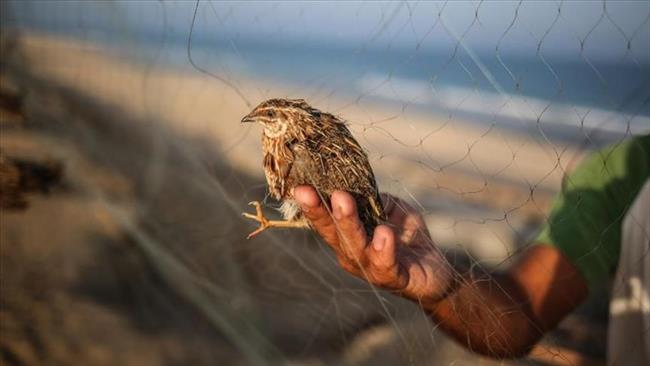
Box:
(340, 201), (354, 217)
(373, 237), (385, 251)
(333, 204), (343, 220)
(297, 193), (317, 213)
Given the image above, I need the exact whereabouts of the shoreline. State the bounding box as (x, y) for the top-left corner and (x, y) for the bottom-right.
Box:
(7, 32), (602, 226)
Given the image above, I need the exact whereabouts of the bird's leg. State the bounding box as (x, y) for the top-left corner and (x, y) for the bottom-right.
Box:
(242, 201), (309, 239)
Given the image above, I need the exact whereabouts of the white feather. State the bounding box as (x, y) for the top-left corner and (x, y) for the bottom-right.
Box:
(279, 199), (300, 220)
(263, 122), (288, 138)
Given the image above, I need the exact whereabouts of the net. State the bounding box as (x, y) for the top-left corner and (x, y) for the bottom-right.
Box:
(1, 1), (648, 365)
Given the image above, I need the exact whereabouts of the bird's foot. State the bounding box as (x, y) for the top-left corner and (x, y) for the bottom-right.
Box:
(242, 201), (310, 239)
(242, 201), (271, 239)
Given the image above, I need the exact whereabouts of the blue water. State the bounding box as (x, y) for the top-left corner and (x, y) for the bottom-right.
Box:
(157, 35), (650, 144)
(182, 36), (650, 117)
(6, 19), (650, 143)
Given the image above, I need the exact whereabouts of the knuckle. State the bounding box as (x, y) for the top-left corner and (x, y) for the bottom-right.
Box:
(341, 245), (366, 266)
(339, 214), (361, 230)
(337, 231), (359, 249)
(317, 223), (337, 240)
(338, 258), (358, 274)
(373, 260), (393, 271)
(337, 221), (366, 246)
(368, 252), (391, 271)
(372, 273), (394, 287)
(306, 207), (329, 224)
(376, 266), (408, 290)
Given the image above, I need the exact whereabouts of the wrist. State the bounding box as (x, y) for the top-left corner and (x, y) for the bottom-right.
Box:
(398, 257), (460, 310)
(421, 260), (462, 309)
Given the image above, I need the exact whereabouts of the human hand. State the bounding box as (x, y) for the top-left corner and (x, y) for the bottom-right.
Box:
(294, 186), (455, 305)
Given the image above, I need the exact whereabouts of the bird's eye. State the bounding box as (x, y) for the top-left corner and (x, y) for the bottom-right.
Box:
(267, 110), (274, 118)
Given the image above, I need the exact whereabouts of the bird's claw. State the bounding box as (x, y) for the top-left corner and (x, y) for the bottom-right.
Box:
(242, 201), (269, 239)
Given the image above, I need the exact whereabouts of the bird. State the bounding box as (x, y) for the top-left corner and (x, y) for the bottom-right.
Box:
(241, 98), (384, 239)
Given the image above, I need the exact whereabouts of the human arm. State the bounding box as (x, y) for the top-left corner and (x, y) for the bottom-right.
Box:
(293, 186), (588, 358)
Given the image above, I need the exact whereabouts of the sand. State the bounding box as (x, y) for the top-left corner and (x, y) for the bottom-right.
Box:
(16, 33), (581, 195)
(14, 32), (594, 259)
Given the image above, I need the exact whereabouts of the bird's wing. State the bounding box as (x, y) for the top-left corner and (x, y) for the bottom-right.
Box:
(263, 143), (294, 200)
(332, 122), (385, 220)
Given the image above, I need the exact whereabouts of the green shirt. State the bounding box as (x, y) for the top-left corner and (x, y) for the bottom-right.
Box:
(535, 134), (650, 286)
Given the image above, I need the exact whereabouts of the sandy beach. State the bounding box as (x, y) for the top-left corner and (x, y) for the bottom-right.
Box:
(1, 32), (606, 366)
(14, 33), (592, 255)
(19, 34), (582, 192)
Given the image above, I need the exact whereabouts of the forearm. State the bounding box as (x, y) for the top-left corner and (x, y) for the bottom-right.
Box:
(421, 245), (587, 359)
(426, 271), (543, 358)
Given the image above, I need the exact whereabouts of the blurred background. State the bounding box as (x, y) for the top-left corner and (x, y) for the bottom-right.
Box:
(1, 1), (648, 365)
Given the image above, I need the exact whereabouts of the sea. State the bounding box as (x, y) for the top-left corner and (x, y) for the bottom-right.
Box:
(7, 23), (650, 147)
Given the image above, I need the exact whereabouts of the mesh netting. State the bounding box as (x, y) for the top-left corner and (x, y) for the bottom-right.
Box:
(1, 1), (649, 365)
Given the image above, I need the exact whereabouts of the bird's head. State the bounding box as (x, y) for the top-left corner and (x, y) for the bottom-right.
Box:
(241, 98), (316, 139)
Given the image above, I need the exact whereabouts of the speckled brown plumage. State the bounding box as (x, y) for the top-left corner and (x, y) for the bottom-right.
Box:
(241, 98), (384, 239)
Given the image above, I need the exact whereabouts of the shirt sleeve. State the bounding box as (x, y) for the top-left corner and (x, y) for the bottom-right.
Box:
(535, 134), (650, 286)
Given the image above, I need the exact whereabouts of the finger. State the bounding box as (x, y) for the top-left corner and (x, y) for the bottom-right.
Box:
(399, 212), (428, 245)
(294, 185), (340, 247)
(382, 197), (430, 245)
(366, 225), (408, 289)
(331, 191), (368, 264)
(294, 185), (321, 208)
(367, 225), (397, 270)
(386, 196), (411, 224)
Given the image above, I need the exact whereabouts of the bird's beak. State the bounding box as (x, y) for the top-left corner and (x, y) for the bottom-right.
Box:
(241, 114), (255, 123)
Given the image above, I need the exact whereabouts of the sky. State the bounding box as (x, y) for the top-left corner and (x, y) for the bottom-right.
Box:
(3, 1), (650, 63)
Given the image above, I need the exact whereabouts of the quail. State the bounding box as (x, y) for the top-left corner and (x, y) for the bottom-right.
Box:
(241, 98), (384, 239)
